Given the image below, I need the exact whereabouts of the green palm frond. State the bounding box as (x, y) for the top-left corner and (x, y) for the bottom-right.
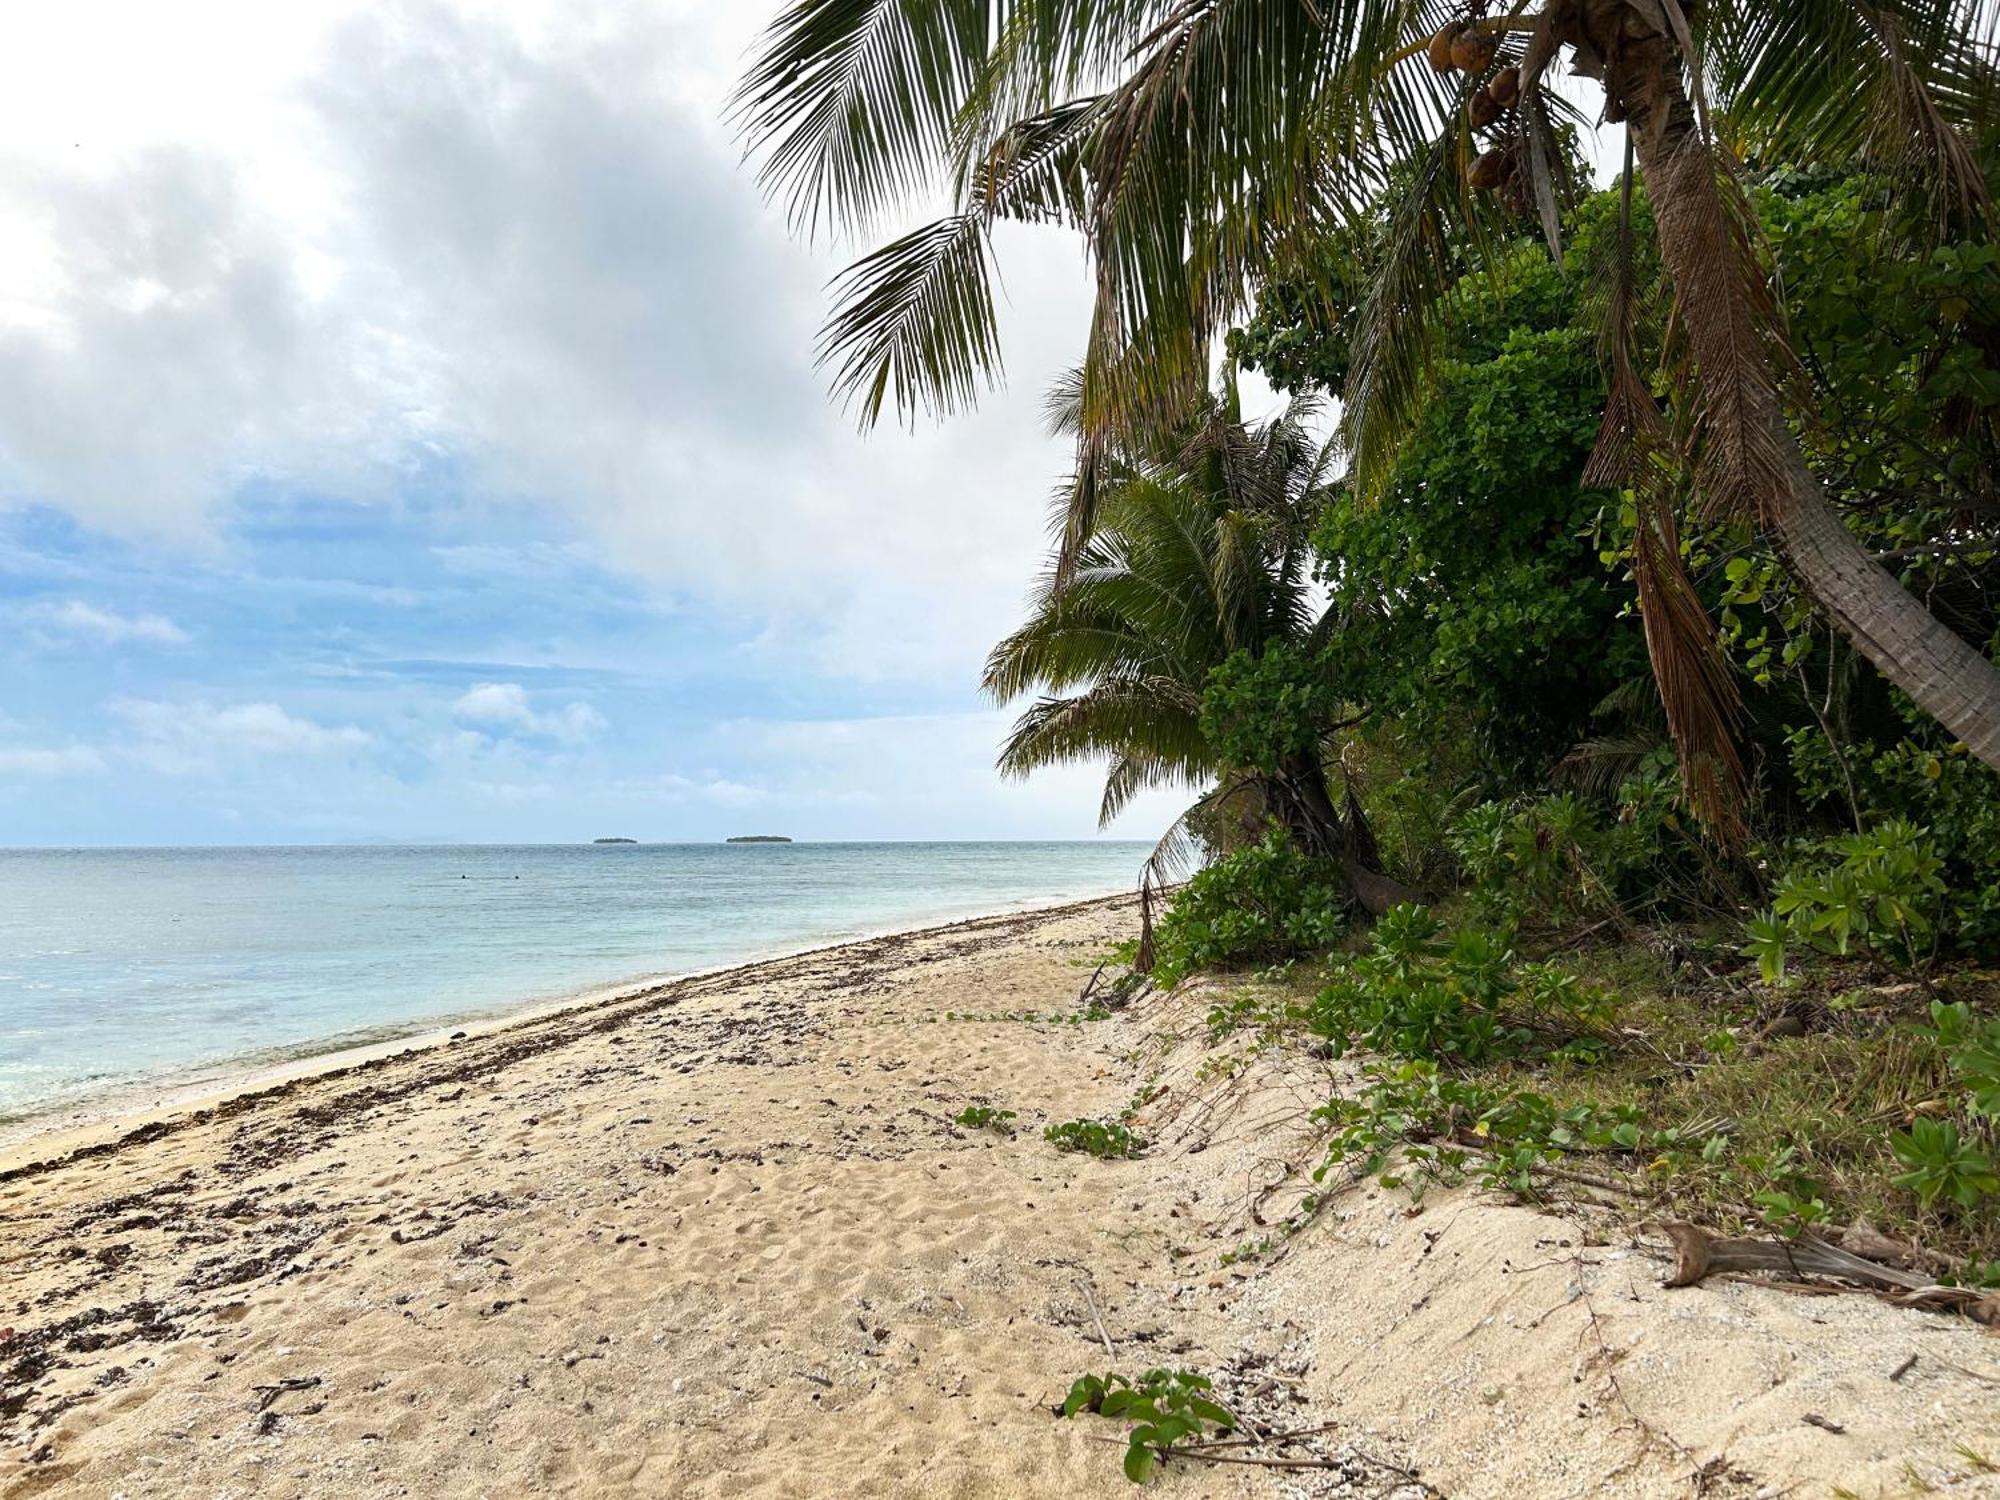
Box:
(816, 213), (1004, 425)
(1340, 129), (1468, 500)
(1712, 0), (1999, 233)
(733, 0), (992, 238)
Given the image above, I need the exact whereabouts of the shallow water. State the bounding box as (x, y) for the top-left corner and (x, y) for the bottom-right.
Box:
(0, 841), (1144, 1118)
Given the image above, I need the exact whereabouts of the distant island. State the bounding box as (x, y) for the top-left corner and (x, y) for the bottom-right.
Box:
(725, 835), (793, 844)
(592, 837), (638, 844)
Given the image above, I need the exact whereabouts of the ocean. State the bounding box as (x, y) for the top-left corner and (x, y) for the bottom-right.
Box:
(0, 841), (1145, 1123)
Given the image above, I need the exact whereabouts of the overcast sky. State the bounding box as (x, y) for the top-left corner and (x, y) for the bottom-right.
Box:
(0, 0), (1215, 844)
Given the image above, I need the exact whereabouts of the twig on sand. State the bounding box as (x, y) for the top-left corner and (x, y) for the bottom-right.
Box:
(1073, 1276), (1116, 1358)
(1929, 1355), (2000, 1385)
(1175, 1420), (1342, 1452)
(1570, 1242), (1696, 1479)
(251, 1376), (320, 1413)
(1349, 1447), (1448, 1496)
(1085, 1438), (1343, 1472)
(1078, 964), (1106, 1005)
(1169, 1449), (1343, 1471)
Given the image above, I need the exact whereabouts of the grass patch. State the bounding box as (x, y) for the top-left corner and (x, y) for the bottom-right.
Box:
(1248, 905), (2000, 1274)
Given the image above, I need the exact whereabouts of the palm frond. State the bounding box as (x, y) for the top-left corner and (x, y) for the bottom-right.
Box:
(1340, 126), (1468, 500)
(1713, 0), (1999, 235)
(817, 213), (1004, 425)
(1554, 731), (1666, 800)
(1582, 141), (1667, 490)
(734, 0), (993, 238)
(1630, 484), (1749, 845)
(1646, 132), (1795, 526)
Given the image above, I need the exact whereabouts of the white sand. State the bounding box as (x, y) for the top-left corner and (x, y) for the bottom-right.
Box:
(3, 897), (1996, 1498)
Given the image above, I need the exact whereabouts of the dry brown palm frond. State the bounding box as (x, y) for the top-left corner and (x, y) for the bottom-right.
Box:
(1647, 132), (1796, 527)
(1582, 142), (1667, 490)
(1555, 732), (1668, 801)
(1630, 483), (1748, 845)
(1579, 140), (1747, 844)
(1584, 355), (1667, 489)
(1517, 0), (1575, 101)
(1857, 2), (1993, 234)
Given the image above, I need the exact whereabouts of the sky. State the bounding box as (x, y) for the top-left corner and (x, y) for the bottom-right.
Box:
(0, 0), (1206, 845)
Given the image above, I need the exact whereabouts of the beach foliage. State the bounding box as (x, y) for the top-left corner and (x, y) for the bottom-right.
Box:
(736, 0), (2000, 1410)
(1146, 830), (1344, 988)
(953, 1104), (1018, 1135)
(1044, 1117), (1147, 1159)
(1311, 905), (1612, 1066)
(1058, 1369), (1235, 1484)
(736, 0), (2000, 778)
(1741, 821), (1949, 981)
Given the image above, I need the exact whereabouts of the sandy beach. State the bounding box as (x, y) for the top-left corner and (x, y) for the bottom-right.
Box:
(4, 896), (1999, 1499)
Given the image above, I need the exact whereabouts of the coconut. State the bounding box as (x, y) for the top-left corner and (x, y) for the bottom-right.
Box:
(1426, 25), (1460, 72)
(1488, 65), (1521, 107)
(1467, 87), (1504, 129)
(1450, 28), (1498, 72)
(1467, 148), (1512, 191)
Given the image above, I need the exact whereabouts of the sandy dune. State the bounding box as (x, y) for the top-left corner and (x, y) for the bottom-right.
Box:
(3, 897), (1997, 1498)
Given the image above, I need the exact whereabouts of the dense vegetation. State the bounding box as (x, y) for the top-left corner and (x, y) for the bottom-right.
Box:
(738, 6), (2000, 1469)
(979, 166), (2000, 1275)
(1137, 170), (2000, 1269)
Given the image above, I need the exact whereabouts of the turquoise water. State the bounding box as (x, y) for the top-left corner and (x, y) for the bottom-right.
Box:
(0, 842), (1145, 1119)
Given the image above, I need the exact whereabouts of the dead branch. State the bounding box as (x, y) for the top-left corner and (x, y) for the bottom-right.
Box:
(1073, 1276), (1116, 1359)
(1652, 1221), (2000, 1325)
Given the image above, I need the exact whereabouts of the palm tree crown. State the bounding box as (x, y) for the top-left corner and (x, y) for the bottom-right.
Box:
(737, 0), (2000, 803)
(983, 392), (1326, 825)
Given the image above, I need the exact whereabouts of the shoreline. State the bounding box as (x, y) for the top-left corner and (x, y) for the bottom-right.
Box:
(4, 893), (1994, 1499)
(0, 888), (1133, 1177)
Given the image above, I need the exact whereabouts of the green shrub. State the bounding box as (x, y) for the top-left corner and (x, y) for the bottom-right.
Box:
(1045, 1118), (1147, 1159)
(1311, 905), (1612, 1065)
(1058, 1369), (1235, 1485)
(954, 1105), (1018, 1135)
(1449, 776), (1684, 927)
(1199, 644), (1341, 774)
(1933, 1001), (2000, 1118)
(1891, 1118), (1999, 1212)
(1310, 1059), (1660, 1200)
(1788, 725), (2000, 955)
(1149, 830), (1345, 987)
(1742, 820), (1948, 980)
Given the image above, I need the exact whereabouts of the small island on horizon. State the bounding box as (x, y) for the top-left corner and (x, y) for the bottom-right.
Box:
(592, 837), (638, 844)
(725, 835), (792, 844)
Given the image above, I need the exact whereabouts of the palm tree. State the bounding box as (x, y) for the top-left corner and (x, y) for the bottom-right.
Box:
(983, 392), (1413, 917)
(734, 0), (2000, 812)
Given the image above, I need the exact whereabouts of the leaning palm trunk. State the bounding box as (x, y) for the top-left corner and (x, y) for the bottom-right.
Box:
(1270, 748), (1418, 917)
(1604, 12), (2000, 771)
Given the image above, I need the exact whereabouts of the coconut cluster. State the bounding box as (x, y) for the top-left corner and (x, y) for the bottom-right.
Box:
(1425, 21), (1496, 74)
(1466, 64), (1522, 191)
(1428, 21), (1523, 195)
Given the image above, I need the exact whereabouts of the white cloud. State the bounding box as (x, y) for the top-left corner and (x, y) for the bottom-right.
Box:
(30, 599), (189, 645)
(0, 1), (1207, 844)
(0, 744), (106, 776)
(110, 698), (372, 772)
(621, 771), (768, 808)
(708, 710), (1190, 837)
(452, 681), (606, 741)
(0, 0), (1095, 687)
